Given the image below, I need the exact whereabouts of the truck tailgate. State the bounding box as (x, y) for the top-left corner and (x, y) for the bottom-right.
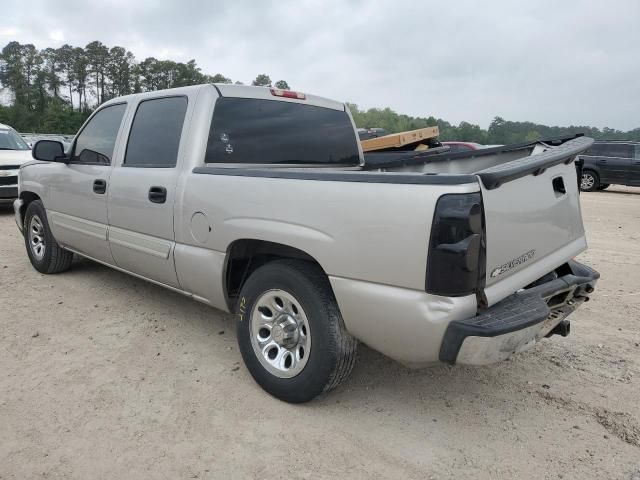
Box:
(477, 136), (594, 306)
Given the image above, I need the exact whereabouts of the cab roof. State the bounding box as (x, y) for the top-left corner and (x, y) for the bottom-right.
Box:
(102, 83), (345, 112)
(214, 84), (345, 111)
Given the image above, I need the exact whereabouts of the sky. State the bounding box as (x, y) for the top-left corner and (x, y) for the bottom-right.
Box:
(1, 0), (639, 130)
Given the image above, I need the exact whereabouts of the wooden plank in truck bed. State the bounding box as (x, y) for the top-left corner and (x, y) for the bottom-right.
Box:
(360, 126), (440, 152)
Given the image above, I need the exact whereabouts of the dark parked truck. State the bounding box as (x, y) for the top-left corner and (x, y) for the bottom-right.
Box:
(14, 84), (599, 402)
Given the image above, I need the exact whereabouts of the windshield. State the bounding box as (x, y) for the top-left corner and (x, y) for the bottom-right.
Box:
(0, 129), (30, 150)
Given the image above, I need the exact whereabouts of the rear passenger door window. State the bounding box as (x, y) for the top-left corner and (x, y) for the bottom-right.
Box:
(124, 96), (188, 167)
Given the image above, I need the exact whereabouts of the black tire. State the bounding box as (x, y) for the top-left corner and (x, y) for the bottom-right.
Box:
(580, 170), (599, 192)
(236, 259), (357, 403)
(597, 183), (610, 191)
(23, 200), (73, 274)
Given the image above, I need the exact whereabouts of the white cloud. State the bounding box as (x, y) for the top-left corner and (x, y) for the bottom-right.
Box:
(0, 27), (20, 36)
(1, 0), (639, 130)
(48, 30), (64, 42)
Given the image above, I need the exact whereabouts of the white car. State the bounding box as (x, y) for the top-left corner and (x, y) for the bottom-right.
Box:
(0, 123), (32, 201)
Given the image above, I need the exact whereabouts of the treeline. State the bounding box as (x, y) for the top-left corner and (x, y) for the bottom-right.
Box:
(0, 41), (289, 133)
(1, 40), (639, 143)
(348, 105), (640, 144)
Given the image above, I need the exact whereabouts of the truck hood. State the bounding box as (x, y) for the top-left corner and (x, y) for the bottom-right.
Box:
(0, 149), (32, 167)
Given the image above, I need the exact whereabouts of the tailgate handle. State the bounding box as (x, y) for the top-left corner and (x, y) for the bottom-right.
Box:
(552, 176), (566, 196)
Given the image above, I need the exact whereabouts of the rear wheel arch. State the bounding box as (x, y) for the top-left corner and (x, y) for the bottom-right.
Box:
(235, 258), (357, 402)
(223, 239), (330, 311)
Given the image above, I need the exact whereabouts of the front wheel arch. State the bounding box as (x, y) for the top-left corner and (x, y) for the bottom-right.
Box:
(18, 191), (42, 229)
(23, 200), (73, 274)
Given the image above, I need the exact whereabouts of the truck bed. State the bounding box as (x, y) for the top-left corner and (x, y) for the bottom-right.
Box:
(195, 134), (594, 308)
(198, 135), (590, 188)
(364, 134), (589, 182)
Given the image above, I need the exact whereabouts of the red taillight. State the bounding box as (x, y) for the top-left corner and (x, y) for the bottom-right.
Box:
(270, 88), (306, 100)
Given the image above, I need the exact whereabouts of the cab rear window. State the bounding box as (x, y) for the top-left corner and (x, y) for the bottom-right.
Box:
(205, 98), (360, 165)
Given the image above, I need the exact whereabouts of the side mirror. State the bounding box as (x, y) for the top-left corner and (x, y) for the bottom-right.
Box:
(32, 140), (67, 162)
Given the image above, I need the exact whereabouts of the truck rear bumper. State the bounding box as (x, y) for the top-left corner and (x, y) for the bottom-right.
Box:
(330, 260), (598, 368)
(329, 276), (478, 367)
(439, 260), (599, 365)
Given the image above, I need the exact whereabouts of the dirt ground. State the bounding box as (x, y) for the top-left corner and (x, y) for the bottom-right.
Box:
(1, 186), (639, 480)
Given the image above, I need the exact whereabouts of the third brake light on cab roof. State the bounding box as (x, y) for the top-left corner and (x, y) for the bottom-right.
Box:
(270, 88), (306, 100)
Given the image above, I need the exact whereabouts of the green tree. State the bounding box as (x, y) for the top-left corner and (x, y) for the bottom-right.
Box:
(71, 47), (90, 112)
(2, 39), (640, 142)
(56, 44), (76, 107)
(85, 41), (110, 105)
(106, 46), (134, 98)
(41, 47), (64, 100)
(251, 74), (271, 87)
(207, 73), (232, 84)
(0, 41), (29, 106)
(173, 59), (206, 87)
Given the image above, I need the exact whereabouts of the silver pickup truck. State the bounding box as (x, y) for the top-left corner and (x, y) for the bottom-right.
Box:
(14, 84), (599, 402)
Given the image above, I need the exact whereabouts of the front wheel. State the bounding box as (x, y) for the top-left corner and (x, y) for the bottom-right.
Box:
(23, 200), (73, 274)
(580, 171), (599, 192)
(236, 259), (357, 403)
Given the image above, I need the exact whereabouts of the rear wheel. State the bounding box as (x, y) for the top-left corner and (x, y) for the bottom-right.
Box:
(23, 200), (73, 274)
(580, 170), (599, 192)
(236, 259), (357, 403)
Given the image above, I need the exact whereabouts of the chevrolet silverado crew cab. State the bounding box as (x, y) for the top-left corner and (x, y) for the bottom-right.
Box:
(14, 84), (599, 403)
(0, 123), (32, 201)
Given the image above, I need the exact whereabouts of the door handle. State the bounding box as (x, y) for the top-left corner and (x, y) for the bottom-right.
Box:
(93, 179), (107, 194)
(148, 186), (167, 204)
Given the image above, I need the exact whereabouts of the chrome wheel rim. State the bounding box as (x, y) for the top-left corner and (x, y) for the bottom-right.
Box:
(250, 289), (311, 378)
(28, 215), (46, 261)
(581, 173), (595, 190)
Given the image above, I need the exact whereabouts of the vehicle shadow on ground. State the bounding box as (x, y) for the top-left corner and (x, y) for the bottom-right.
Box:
(66, 255), (532, 412)
(0, 203), (14, 215)
(4, 204), (582, 417)
(593, 187), (640, 196)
